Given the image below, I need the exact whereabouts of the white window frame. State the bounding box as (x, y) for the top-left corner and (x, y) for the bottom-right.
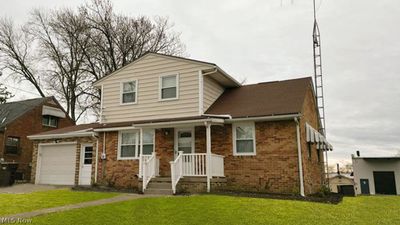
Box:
(232, 122), (256, 156)
(141, 129), (155, 155)
(117, 130), (139, 160)
(159, 74), (179, 101)
(120, 80), (138, 105)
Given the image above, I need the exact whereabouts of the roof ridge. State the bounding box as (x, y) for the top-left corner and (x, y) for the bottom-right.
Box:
(240, 76), (312, 87)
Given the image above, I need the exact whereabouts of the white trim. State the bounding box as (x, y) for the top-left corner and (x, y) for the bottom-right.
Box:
(159, 74), (179, 101)
(93, 126), (136, 132)
(117, 129), (140, 160)
(94, 136), (99, 183)
(35, 142), (77, 185)
(79, 143), (93, 185)
(232, 122), (256, 156)
(120, 80), (138, 105)
(131, 118), (225, 128)
(198, 70), (204, 115)
(174, 127), (195, 158)
(28, 132), (94, 140)
(225, 114), (301, 123)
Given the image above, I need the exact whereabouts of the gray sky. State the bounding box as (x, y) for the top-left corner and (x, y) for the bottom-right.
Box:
(1, 0), (400, 165)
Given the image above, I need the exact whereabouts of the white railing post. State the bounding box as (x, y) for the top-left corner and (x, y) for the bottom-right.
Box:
(142, 155), (146, 192)
(142, 152), (158, 192)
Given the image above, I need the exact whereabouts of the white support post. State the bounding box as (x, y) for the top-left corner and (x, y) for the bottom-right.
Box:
(139, 128), (144, 178)
(206, 122), (211, 192)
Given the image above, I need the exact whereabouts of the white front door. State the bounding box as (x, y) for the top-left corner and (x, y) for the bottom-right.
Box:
(79, 145), (93, 185)
(174, 128), (194, 158)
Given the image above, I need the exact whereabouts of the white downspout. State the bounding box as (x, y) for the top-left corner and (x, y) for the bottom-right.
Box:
(92, 133), (99, 183)
(205, 122), (211, 192)
(198, 70), (204, 115)
(295, 117), (305, 197)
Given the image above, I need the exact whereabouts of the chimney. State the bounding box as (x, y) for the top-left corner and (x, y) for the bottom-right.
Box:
(337, 163), (340, 175)
(356, 151), (360, 157)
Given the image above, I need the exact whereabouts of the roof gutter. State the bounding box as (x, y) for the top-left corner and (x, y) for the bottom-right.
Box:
(28, 132), (95, 140)
(225, 113), (301, 123)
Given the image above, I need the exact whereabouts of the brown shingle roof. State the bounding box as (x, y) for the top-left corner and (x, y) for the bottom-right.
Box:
(205, 77), (313, 118)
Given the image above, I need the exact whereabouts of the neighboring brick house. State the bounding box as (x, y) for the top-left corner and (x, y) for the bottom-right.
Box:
(29, 53), (332, 195)
(0, 97), (75, 181)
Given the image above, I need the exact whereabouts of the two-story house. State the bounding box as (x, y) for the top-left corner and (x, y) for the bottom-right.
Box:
(29, 53), (332, 196)
(0, 97), (75, 182)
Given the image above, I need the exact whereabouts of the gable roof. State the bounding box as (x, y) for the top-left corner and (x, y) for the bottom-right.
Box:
(0, 97), (53, 130)
(206, 77), (313, 118)
(93, 52), (241, 87)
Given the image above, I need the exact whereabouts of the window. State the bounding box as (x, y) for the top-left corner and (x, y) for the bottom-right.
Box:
(160, 74), (178, 100)
(83, 146), (93, 164)
(316, 149), (321, 162)
(5, 137), (20, 154)
(118, 130), (155, 159)
(118, 131), (138, 159)
(307, 143), (312, 159)
(121, 81), (137, 104)
(141, 130), (155, 155)
(42, 115), (58, 127)
(233, 122), (256, 155)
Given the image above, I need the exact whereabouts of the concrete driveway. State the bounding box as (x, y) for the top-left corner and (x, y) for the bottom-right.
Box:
(0, 183), (68, 194)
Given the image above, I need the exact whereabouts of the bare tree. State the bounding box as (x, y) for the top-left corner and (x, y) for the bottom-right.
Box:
(0, 0), (185, 122)
(0, 18), (46, 97)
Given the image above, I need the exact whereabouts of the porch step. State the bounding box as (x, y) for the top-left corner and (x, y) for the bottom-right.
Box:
(144, 188), (173, 195)
(144, 176), (173, 195)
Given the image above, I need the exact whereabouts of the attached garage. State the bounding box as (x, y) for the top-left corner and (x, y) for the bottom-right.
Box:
(373, 171), (397, 195)
(36, 143), (76, 185)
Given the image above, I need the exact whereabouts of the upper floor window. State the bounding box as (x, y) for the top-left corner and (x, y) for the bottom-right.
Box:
(42, 115), (58, 128)
(5, 136), (20, 154)
(160, 74), (178, 100)
(121, 81), (137, 104)
(232, 122), (256, 156)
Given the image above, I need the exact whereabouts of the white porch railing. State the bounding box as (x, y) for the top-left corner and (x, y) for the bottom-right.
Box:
(170, 151), (184, 194)
(142, 152), (158, 192)
(211, 154), (224, 177)
(170, 151), (225, 194)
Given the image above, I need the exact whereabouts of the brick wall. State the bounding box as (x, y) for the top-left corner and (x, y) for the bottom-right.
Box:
(96, 132), (139, 190)
(299, 86), (325, 194)
(31, 136), (96, 185)
(1, 100), (74, 181)
(207, 121), (301, 194)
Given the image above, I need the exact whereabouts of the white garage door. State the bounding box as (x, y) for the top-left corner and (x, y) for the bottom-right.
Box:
(37, 144), (76, 185)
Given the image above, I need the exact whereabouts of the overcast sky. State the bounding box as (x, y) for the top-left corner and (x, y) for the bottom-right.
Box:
(1, 0), (399, 166)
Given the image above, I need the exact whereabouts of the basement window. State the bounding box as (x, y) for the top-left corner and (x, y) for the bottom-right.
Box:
(5, 136), (20, 154)
(121, 81), (137, 104)
(233, 122), (256, 156)
(42, 115), (58, 128)
(160, 74), (178, 100)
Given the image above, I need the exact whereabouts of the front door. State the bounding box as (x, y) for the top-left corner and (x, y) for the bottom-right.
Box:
(174, 128), (194, 158)
(360, 179), (370, 194)
(79, 145), (93, 185)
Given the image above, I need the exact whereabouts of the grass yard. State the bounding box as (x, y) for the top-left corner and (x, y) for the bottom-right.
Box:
(0, 189), (118, 216)
(31, 195), (400, 225)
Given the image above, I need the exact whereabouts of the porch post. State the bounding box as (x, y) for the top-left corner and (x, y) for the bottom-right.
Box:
(206, 122), (211, 192)
(139, 128), (143, 178)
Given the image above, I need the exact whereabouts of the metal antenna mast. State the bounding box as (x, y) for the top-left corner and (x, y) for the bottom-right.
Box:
(312, 0), (329, 184)
(312, 0), (326, 136)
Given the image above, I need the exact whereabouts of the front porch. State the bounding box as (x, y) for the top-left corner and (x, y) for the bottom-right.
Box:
(136, 119), (226, 194)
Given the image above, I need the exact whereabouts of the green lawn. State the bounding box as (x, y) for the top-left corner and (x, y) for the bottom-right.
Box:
(0, 189), (118, 216)
(31, 195), (400, 225)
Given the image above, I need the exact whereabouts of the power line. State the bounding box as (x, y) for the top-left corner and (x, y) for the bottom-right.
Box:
(1, 83), (43, 97)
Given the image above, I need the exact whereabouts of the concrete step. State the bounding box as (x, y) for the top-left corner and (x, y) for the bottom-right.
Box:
(151, 177), (171, 182)
(144, 188), (173, 195)
(147, 182), (171, 189)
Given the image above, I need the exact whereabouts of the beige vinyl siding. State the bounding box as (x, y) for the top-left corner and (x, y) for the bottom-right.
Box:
(101, 54), (213, 123)
(203, 76), (225, 112)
